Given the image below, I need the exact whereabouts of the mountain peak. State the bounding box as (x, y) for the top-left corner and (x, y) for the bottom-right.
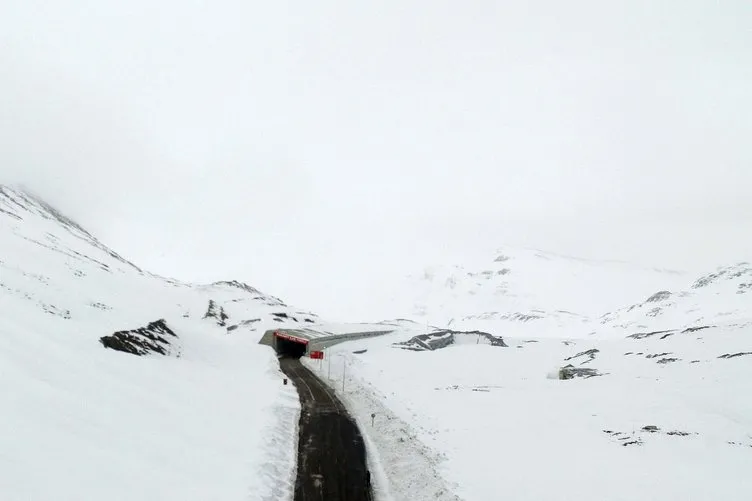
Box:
(1, 185), (143, 273)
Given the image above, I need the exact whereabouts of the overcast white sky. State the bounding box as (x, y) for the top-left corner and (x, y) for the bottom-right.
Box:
(2, 1), (751, 315)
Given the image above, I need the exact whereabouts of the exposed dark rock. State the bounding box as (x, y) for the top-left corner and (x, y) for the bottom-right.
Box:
(692, 263), (752, 289)
(718, 352), (752, 359)
(203, 299), (229, 326)
(0, 206), (22, 220)
(394, 329), (507, 351)
(646, 307), (663, 317)
(559, 364), (603, 379)
(646, 352), (673, 359)
(656, 357), (680, 364)
(728, 441), (752, 448)
(565, 348), (599, 364)
(214, 280), (263, 295)
(628, 330), (675, 340)
(642, 425), (660, 433)
(646, 291), (672, 302)
(226, 318), (261, 333)
(682, 325), (712, 333)
(622, 440), (642, 446)
(41, 304), (71, 319)
(100, 319), (178, 356)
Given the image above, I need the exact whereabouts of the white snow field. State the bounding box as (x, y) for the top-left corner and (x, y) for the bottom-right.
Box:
(304, 268), (752, 500)
(0, 186), (309, 500)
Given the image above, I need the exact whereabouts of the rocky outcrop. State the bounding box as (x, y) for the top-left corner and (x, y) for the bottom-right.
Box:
(394, 329), (507, 351)
(559, 364), (603, 379)
(203, 300), (229, 326)
(100, 319), (178, 356)
(565, 348), (599, 364)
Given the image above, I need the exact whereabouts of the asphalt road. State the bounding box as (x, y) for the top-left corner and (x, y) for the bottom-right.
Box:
(279, 356), (373, 501)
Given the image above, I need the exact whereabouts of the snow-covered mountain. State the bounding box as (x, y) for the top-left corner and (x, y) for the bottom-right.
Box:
(0, 185), (319, 500)
(599, 262), (752, 335)
(0, 185), (319, 339)
(372, 246), (690, 337)
(3, 183), (749, 501)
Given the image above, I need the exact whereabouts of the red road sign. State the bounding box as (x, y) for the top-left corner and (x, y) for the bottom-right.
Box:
(310, 351), (324, 360)
(274, 331), (309, 345)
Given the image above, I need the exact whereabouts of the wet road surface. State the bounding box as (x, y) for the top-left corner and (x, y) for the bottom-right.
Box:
(279, 356), (373, 501)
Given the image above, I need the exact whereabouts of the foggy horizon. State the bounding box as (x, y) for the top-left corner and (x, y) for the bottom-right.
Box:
(2, 1), (750, 313)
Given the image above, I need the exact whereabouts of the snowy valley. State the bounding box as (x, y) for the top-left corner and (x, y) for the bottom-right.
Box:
(2, 184), (750, 500)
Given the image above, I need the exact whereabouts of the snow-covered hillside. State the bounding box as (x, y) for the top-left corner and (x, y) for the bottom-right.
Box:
(599, 262), (752, 335)
(304, 321), (752, 500)
(301, 254), (751, 500)
(365, 247), (689, 338)
(0, 185), (317, 500)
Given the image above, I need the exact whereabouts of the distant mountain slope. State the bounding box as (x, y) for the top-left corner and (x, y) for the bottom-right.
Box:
(598, 262), (752, 335)
(0, 184), (319, 342)
(373, 246), (690, 337)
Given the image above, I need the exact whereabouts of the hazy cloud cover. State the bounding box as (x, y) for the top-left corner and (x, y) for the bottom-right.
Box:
(2, 1), (750, 316)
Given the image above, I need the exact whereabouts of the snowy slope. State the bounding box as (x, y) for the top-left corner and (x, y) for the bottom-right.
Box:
(304, 322), (752, 501)
(599, 262), (752, 335)
(301, 258), (750, 500)
(365, 246), (689, 338)
(0, 186), (316, 500)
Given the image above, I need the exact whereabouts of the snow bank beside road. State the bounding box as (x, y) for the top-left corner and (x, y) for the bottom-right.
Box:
(0, 310), (298, 501)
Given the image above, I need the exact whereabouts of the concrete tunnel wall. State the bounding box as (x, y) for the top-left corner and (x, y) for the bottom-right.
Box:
(259, 328), (394, 356)
(274, 335), (308, 358)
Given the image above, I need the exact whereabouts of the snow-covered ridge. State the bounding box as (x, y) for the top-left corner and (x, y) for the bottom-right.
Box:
(1, 185), (143, 273)
(371, 245), (750, 342)
(0, 185), (315, 499)
(373, 245), (692, 338)
(0, 184), (317, 340)
(599, 261), (751, 336)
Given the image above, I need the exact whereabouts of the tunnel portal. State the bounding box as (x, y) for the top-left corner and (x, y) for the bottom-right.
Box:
(274, 331), (309, 359)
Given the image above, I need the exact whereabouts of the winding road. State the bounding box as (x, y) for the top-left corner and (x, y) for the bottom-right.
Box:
(279, 356), (373, 501)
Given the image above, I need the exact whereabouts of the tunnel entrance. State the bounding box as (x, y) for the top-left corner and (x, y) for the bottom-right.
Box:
(274, 331), (309, 359)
